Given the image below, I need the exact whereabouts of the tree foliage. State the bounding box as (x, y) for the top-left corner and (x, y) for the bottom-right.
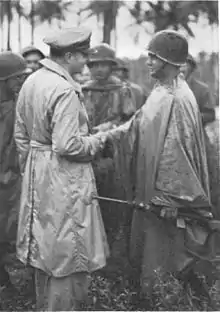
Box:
(127, 1), (218, 37)
(80, 0), (123, 44)
(33, 0), (72, 25)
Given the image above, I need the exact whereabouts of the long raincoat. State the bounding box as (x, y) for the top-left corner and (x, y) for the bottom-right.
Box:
(0, 83), (20, 246)
(14, 58), (109, 277)
(107, 76), (212, 291)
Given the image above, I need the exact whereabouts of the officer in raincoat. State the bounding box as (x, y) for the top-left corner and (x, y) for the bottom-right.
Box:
(0, 51), (30, 288)
(15, 27), (109, 311)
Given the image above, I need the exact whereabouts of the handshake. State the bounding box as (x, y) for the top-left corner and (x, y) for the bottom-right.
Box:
(92, 122), (116, 158)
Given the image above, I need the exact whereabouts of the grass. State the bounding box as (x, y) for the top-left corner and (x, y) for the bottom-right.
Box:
(0, 258), (220, 311)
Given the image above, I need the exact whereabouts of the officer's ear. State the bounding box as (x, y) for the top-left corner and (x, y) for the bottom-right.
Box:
(64, 51), (75, 64)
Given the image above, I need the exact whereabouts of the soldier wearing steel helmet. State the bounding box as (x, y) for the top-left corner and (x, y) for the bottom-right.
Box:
(180, 54), (216, 126)
(82, 43), (136, 262)
(21, 46), (45, 73)
(14, 28), (109, 311)
(100, 30), (212, 300)
(83, 43), (135, 127)
(113, 58), (147, 110)
(0, 52), (30, 291)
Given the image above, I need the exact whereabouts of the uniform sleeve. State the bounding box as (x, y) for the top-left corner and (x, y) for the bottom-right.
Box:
(51, 88), (103, 161)
(200, 89), (216, 125)
(14, 89), (30, 173)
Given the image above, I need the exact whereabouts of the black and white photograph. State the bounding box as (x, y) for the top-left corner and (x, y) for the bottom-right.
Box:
(0, 0), (219, 310)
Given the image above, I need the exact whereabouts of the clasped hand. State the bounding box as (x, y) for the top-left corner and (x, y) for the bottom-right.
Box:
(160, 207), (178, 219)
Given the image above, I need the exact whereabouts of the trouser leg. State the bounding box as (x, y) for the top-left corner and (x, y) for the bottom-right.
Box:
(0, 242), (11, 287)
(35, 268), (90, 311)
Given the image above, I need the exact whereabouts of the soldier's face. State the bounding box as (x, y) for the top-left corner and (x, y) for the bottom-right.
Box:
(89, 62), (112, 81)
(6, 73), (28, 97)
(25, 52), (42, 72)
(113, 69), (125, 80)
(180, 62), (192, 80)
(146, 53), (165, 79)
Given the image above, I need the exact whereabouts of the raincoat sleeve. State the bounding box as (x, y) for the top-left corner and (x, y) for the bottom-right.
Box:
(52, 88), (103, 162)
(106, 112), (140, 200)
(14, 90), (30, 174)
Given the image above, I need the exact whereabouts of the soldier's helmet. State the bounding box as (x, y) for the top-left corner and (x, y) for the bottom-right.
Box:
(186, 54), (197, 69)
(114, 58), (130, 71)
(87, 43), (117, 67)
(21, 46), (45, 59)
(147, 30), (188, 66)
(0, 51), (31, 80)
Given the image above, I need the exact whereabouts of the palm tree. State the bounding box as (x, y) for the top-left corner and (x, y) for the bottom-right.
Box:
(126, 1), (218, 38)
(33, 0), (72, 27)
(0, 0), (6, 51)
(30, 0), (35, 45)
(80, 0), (123, 45)
(0, 0), (25, 51)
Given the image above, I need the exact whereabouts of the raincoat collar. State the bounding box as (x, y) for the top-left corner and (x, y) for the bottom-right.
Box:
(40, 58), (81, 93)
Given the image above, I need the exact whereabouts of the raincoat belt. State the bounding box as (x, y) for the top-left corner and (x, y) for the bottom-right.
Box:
(30, 140), (52, 151)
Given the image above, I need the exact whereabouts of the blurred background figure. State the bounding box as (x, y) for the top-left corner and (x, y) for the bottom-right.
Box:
(0, 52), (29, 291)
(113, 58), (146, 110)
(21, 46), (45, 73)
(180, 54), (216, 126)
(83, 44), (135, 270)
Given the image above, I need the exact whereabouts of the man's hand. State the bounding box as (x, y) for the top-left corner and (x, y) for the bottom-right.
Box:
(92, 122), (116, 134)
(160, 207), (178, 219)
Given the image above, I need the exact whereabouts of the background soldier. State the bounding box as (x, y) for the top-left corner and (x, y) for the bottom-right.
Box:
(0, 52), (29, 291)
(83, 43), (136, 270)
(180, 54), (216, 125)
(113, 58), (146, 110)
(21, 46), (45, 73)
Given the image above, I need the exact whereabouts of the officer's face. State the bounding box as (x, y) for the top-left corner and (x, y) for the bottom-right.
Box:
(146, 53), (165, 79)
(89, 62), (112, 81)
(67, 52), (87, 75)
(25, 52), (42, 72)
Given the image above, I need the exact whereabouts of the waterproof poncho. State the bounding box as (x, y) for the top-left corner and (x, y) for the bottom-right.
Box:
(107, 76), (212, 289)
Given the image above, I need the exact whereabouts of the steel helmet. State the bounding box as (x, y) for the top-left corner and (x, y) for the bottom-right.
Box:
(21, 46), (45, 59)
(0, 51), (30, 80)
(186, 54), (197, 69)
(87, 43), (117, 66)
(147, 30), (188, 66)
(114, 58), (130, 71)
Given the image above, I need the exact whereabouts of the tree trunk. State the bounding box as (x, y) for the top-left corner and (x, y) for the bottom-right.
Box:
(30, 0), (34, 45)
(7, 0), (11, 51)
(102, 0), (118, 45)
(0, 1), (4, 51)
(18, 0), (21, 50)
(103, 9), (111, 44)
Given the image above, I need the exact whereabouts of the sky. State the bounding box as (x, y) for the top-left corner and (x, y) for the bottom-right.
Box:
(2, 0), (219, 58)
